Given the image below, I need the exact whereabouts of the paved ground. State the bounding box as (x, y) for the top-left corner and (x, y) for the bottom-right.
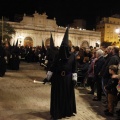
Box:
(0, 61), (120, 120)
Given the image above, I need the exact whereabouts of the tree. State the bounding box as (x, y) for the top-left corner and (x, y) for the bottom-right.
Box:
(0, 19), (16, 44)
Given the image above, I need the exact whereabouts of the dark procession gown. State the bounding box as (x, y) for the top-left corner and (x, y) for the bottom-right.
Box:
(49, 53), (77, 119)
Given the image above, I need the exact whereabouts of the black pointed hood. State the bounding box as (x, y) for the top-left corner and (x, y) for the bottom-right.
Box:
(11, 40), (15, 54)
(16, 39), (18, 47)
(46, 33), (59, 61)
(7, 40), (12, 54)
(41, 40), (46, 54)
(50, 33), (54, 49)
(58, 27), (70, 60)
(42, 40), (45, 49)
(13, 40), (15, 47)
(61, 27), (69, 47)
(11, 39), (19, 56)
(8, 40), (11, 47)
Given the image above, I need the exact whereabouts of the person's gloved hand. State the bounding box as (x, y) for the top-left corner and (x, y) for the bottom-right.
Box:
(43, 78), (49, 84)
(45, 60), (48, 65)
(72, 73), (77, 87)
(43, 71), (53, 84)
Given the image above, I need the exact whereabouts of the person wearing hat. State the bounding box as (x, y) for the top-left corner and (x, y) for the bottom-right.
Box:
(43, 27), (77, 119)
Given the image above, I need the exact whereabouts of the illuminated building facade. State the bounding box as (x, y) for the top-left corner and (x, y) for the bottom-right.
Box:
(8, 11), (101, 48)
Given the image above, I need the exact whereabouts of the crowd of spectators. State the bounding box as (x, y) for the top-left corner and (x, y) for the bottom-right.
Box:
(71, 45), (120, 117)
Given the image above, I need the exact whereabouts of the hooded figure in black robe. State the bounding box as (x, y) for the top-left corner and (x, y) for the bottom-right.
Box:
(9, 39), (20, 70)
(39, 40), (47, 66)
(44, 33), (59, 71)
(4, 41), (11, 69)
(44, 27), (77, 119)
(0, 40), (6, 77)
(25, 45), (33, 63)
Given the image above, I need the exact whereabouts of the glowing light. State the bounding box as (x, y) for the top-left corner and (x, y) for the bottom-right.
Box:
(115, 29), (120, 34)
(33, 80), (43, 84)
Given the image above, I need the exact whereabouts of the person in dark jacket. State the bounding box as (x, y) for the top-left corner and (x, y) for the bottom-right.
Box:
(43, 27), (77, 119)
(93, 49), (105, 101)
(102, 46), (120, 102)
(100, 46), (113, 99)
(104, 46), (120, 78)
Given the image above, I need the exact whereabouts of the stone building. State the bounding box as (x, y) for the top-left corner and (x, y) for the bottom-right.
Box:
(8, 11), (101, 48)
(96, 14), (120, 47)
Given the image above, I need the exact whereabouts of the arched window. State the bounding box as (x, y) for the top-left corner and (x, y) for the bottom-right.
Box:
(81, 41), (89, 48)
(24, 37), (33, 47)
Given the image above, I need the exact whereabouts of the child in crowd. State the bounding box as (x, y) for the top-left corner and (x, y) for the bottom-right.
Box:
(104, 65), (119, 116)
(114, 74), (120, 117)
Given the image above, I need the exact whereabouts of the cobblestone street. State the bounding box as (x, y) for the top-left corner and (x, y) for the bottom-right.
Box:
(0, 61), (119, 120)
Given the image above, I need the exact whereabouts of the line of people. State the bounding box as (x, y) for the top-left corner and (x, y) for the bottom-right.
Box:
(0, 40), (21, 77)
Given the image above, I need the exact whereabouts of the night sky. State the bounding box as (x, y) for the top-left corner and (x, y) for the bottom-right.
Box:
(1, 0), (120, 30)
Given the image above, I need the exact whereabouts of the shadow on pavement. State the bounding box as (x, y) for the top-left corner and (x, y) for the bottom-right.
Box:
(27, 111), (51, 120)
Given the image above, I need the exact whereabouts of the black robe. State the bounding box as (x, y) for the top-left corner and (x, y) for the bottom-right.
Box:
(0, 57), (6, 77)
(9, 55), (20, 70)
(0, 46), (6, 77)
(49, 53), (77, 119)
